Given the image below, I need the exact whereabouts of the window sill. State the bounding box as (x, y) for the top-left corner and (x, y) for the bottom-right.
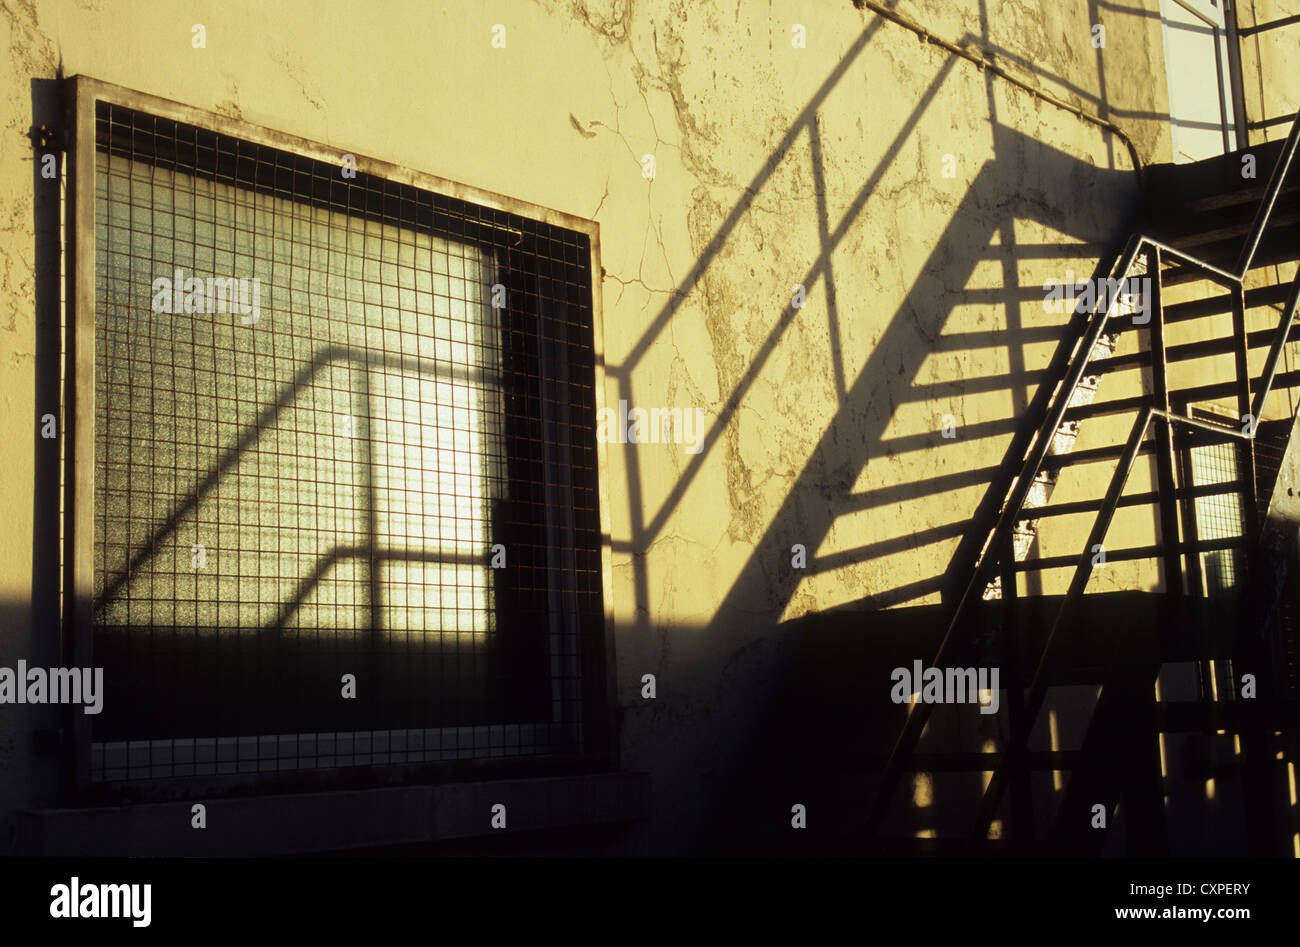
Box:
(16, 771), (650, 856)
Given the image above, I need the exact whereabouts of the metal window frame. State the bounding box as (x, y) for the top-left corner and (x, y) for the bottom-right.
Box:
(1161, 0), (1246, 157)
(61, 75), (620, 794)
(1220, 0), (1251, 148)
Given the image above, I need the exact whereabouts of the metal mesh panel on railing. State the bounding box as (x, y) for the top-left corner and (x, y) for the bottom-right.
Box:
(1188, 431), (1247, 598)
(90, 101), (604, 782)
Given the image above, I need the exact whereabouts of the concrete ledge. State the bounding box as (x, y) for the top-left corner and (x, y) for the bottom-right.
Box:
(16, 771), (651, 856)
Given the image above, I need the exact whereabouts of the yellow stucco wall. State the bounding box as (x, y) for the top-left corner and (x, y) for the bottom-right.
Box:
(0, 0), (1295, 852)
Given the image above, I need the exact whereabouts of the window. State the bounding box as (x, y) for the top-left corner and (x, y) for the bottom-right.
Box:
(64, 79), (612, 789)
(1159, 0), (1244, 161)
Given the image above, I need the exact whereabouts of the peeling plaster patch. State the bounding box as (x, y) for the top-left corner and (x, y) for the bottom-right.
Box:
(591, 178), (610, 217)
(569, 112), (598, 138)
(0, 0), (58, 336)
(271, 50), (325, 117)
(569, 0), (634, 44)
(213, 80), (244, 121)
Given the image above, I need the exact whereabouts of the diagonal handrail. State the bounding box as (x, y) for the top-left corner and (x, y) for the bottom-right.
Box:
(1236, 116), (1300, 277)
(1251, 275), (1300, 424)
(868, 113), (1300, 838)
(968, 175), (1300, 841)
(865, 233), (1143, 832)
(969, 408), (1261, 838)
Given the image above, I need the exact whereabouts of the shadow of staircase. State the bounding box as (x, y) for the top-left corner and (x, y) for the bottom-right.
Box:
(701, 116), (1300, 857)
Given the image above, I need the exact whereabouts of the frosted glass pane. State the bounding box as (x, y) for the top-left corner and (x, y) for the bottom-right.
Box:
(93, 151), (504, 638)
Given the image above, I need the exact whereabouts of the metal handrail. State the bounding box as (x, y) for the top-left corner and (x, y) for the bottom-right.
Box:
(1236, 115), (1300, 277)
(863, 235), (1140, 831)
(970, 261), (1300, 838)
(1252, 274), (1300, 423)
(966, 142), (1300, 839)
(969, 409), (1235, 836)
(1142, 236), (1241, 286)
(867, 113), (1300, 839)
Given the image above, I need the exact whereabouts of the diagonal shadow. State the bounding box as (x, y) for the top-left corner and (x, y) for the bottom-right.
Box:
(705, 134), (1136, 636)
(645, 126), (1139, 852)
(612, 52), (963, 628)
(605, 5), (1152, 638)
(95, 343), (491, 613)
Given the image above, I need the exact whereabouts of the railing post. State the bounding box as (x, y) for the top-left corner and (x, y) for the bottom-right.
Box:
(971, 409), (1157, 838)
(999, 528), (1033, 847)
(1149, 249), (1185, 608)
(1231, 283), (1260, 541)
(867, 237), (1144, 836)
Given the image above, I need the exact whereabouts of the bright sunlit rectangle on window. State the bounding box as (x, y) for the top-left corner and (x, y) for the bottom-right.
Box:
(94, 151), (504, 639)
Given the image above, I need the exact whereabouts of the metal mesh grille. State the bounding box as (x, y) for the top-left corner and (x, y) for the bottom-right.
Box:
(1189, 434), (1246, 597)
(89, 102), (605, 784)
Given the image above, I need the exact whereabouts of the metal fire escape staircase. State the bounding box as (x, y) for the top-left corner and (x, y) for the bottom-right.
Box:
(867, 115), (1300, 855)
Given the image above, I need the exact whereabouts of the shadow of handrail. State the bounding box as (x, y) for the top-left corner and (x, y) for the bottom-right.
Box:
(1238, 12), (1300, 36)
(267, 544), (488, 638)
(96, 341), (493, 614)
(597, 3), (1150, 641)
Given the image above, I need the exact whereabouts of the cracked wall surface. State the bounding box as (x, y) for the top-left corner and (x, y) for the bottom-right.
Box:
(0, 0), (1295, 853)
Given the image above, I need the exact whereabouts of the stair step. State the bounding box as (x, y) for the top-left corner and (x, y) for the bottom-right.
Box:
(1141, 136), (1289, 216)
(1156, 701), (1238, 733)
(1014, 536), (1242, 572)
(1158, 699), (1300, 732)
(1159, 208), (1300, 254)
(1161, 224), (1300, 286)
(1178, 180), (1300, 216)
(1151, 187), (1300, 237)
(1092, 320), (1300, 375)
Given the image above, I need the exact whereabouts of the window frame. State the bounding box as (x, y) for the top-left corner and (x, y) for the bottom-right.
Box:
(1160, 0), (1249, 160)
(61, 76), (619, 795)
(1170, 0), (1225, 27)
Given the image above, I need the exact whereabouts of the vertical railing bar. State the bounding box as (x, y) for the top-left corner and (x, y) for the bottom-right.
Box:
(1223, 0), (1252, 150)
(972, 406), (1156, 837)
(998, 526), (1033, 846)
(1150, 249), (1186, 602)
